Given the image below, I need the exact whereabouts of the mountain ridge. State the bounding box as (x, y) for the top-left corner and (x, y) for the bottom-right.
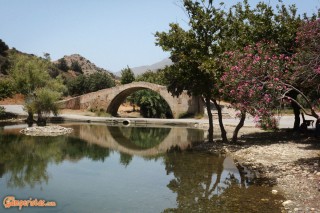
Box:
(114, 58), (172, 77)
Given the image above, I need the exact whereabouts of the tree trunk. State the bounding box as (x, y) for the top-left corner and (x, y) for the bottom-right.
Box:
(37, 111), (46, 126)
(292, 101), (301, 131)
(232, 112), (246, 143)
(315, 118), (320, 138)
(205, 96), (214, 143)
(26, 112), (34, 127)
(212, 99), (228, 142)
(288, 91), (300, 131)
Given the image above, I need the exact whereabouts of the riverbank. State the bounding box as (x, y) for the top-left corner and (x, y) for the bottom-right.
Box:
(194, 131), (320, 213)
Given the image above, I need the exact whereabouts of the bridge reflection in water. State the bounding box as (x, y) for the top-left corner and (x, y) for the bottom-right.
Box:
(67, 123), (204, 157)
(0, 124), (284, 212)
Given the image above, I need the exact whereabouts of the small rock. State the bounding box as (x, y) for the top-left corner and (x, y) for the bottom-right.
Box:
(282, 200), (293, 207)
(316, 172), (320, 176)
(294, 208), (299, 212)
(272, 190), (278, 195)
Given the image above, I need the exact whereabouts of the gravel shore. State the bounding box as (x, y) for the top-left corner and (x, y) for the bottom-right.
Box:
(195, 131), (320, 213)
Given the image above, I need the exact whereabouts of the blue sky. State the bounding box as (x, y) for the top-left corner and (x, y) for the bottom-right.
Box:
(1, 0), (319, 72)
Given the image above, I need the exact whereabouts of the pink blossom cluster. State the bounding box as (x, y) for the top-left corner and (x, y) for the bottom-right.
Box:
(220, 42), (293, 129)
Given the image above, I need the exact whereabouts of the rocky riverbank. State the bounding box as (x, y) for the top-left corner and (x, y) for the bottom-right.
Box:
(20, 125), (73, 136)
(194, 131), (320, 213)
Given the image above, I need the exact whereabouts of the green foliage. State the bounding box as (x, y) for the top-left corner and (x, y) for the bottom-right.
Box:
(119, 126), (170, 149)
(57, 58), (69, 72)
(87, 72), (115, 92)
(126, 69), (172, 118)
(8, 53), (66, 124)
(9, 53), (64, 94)
(120, 66), (135, 84)
(71, 60), (83, 73)
(0, 39), (9, 74)
(0, 39), (9, 55)
(135, 69), (166, 85)
(0, 78), (15, 100)
(135, 90), (172, 118)
(25, 87), (61, 119)
(0, 106), (5, 117)
(223, 0), (301, 54)
(67, 72), (115, 96)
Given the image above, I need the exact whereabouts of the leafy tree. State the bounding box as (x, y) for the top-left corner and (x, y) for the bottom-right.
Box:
(290, 19), (320, 133)
(155, 0), (227, 142)
(25, 87), (61, 125)
(0, 78), (14, 100)
(67, 74), (88, 96)
(120, 66), (135, 84)
(43, 52), (51, 61)
(222, 0), (302, 131)
(0, 39), (9, 74)
(130, 70), (172, 118)
(293, 19), (320, 113)
(67, 72), (115, 96)
(57, 58), (69, 72)
(87, 72), (115, 92)
(221, 42), (293, 140)
(9, 53), (66, 125)
(71, 60), (83, 73)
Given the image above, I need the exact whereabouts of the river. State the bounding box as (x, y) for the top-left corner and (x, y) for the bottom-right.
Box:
(0, 123), (284, 212)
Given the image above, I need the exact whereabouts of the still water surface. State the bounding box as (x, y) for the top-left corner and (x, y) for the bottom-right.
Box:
(0, 123), (283, 212)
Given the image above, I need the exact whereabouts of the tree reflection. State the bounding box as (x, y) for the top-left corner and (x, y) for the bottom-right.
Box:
(163, 152), (225, 212)
(163, 152), (283, 212)
(0, 133), (110, 188)
(119, 152), (133, 167)
(114, 126), (171, 149)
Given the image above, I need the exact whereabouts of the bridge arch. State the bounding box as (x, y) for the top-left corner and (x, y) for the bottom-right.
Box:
(58, 81), (203, 118)
(106, 82), (174, 117)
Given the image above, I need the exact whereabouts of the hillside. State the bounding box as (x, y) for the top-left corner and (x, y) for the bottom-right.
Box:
(54, 54), (114, 77)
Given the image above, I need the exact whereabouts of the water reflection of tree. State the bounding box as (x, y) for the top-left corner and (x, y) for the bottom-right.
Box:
(163, 152), (283, 213)
(119, 152), (133, 167)
(0, 133), (110, 188)
(163, 152), (224, 212)
(115, 126), (171, 149)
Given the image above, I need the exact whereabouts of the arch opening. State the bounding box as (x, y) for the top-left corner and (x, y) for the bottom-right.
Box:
(107, 87), (173, 118)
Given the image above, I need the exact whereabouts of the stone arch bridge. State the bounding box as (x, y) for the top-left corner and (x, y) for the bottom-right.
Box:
(58, 82), (203, 118)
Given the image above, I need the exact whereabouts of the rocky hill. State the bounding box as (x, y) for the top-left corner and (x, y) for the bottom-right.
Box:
(54, 54), (114, 77)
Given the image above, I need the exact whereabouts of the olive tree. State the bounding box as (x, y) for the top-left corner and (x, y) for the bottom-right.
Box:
(9, 53), (66, 125)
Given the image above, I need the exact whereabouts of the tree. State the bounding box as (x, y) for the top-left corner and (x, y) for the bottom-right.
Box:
(291, 19), (320, 132)
(222, 40), (319, 139)
(0, 39), (9, 74)
(0, 78), (14, 100)
(86, 72), (115, 92)
(71, 60), (83, 73)
(293, 19), (320, 113)
(120, 66), (135, 84)
(57, 58), (69, 72)
(221, 42), (292, 140)
(9, 53), (66, 125)
(67, 72), (115, 96)
(155, 0), (227, 142)
(222, 0), (302, 131)
(0, 39), (9, 55)
(25, 87), (61, 125)
(132, 70), (172, 118)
